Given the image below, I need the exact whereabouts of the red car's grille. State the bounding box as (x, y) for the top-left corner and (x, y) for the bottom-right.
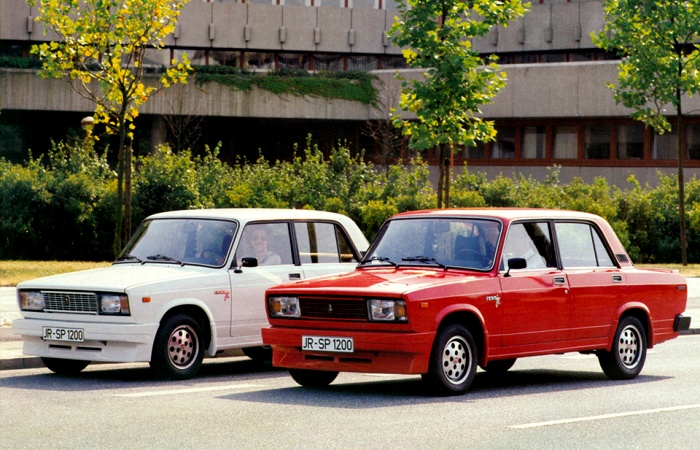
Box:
(298, 297), (367, 320)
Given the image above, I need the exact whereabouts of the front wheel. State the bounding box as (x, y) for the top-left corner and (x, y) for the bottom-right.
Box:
(242, 346), (272, 364)
(598, 316), (647, 380)
(41, 357), (90, 375)
(289, 369), (338, 388)
(422, 324), (478, 396)
(150, 314), (205, 380)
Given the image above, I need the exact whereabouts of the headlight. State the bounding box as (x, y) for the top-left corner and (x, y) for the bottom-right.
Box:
(100, 294), (130, 315)
(368, 299), (408, 322)
(19, 291), (44, 311)
(268, 296), (301, 318)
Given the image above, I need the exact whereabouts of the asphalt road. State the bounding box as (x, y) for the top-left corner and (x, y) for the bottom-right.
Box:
(1, 335), (699, 448)
(1, 281), (700, 448)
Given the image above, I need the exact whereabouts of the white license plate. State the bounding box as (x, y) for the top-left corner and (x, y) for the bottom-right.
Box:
(302, 336), (354, 353)
(42, 327), (84, 342)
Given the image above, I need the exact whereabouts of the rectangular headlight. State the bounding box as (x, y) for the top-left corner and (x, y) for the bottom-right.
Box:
(19, 291), (44, 311)
(269, 296), (301, 318)
(368, 299), (407, 322)
(100, 294), (130, 315)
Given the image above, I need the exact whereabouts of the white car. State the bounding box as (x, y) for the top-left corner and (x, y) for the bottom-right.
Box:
(13, 209), (369, 379)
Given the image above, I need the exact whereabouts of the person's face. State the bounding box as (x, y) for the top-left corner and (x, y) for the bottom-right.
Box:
(251, 230), (268, 254)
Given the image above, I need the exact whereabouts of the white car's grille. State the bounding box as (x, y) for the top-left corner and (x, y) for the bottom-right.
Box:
(43, 291), (98, 314)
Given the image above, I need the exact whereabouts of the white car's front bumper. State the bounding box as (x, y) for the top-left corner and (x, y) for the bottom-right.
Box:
(12, 318), (159, 363)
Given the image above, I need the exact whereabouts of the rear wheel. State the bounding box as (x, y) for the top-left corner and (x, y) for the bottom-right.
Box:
(242, 346), (272, 364)
(41, 357), (90, 375)
(289, 369), (339, 388)
(150, 314), (205, 380)
(422, 324), (477, 395)
(598, 316), (647, 380)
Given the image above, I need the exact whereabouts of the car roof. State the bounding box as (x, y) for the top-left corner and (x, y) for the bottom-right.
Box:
(390, 208), (605, 222)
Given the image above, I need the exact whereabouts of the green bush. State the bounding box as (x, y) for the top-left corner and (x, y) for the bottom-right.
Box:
(3, 137), (700, 264)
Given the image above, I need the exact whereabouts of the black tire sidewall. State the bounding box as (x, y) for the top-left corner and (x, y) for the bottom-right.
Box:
(150, 314), (204, 380)
(599, 316), (647, 380)
(424, 324), (478, 395)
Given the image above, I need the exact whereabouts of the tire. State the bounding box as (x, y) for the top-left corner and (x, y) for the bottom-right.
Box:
(481, 358), (516, 374)
(242, 346), (272, 364)
(150, 314), (205, 380)
(598, 316), (647, 380)
(41, 357), (90, 375)
(289, 369), (339, 388)
(422, 324), (478, 395)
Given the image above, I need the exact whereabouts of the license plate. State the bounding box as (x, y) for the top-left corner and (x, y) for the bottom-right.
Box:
(302, 336), (354, 353)
(42, 327), (84, 342)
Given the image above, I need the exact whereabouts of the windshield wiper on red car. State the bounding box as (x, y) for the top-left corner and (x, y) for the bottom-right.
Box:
(114, 254), (144, 264)
(146, 254), (185, 266)
(401, 256), (447, 269)
(359, 256), (397, 266)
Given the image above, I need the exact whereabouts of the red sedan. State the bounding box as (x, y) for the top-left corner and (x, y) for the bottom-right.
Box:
(262, 209), (690, 395)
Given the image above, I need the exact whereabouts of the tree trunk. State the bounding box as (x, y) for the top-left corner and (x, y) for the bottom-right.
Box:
(437, 145), (445, 209)
(677, 105), (688, 266)
(123, 140), (133, 247)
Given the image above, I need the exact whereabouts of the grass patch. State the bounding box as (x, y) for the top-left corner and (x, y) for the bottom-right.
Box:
(0, 260), (111, 286)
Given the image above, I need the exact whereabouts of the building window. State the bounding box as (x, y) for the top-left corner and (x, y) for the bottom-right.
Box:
(687, 124), (700, 160)
(462, 143), (485, 160)
(522, 126), (546, 159)
(652, 126), (677, 160)
(616, 124), (644, 160)
(278, 53), (309, 70)
(491, 127), (515, 159)
(584, 125), (610, 159)
(553, 126), (577, 159)
(347, 55), (377, 71)
(313, 54), (344, 71)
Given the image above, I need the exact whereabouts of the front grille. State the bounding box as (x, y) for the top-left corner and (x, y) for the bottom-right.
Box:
(43, 291), (98, 314)
(299, 297), (367, 321)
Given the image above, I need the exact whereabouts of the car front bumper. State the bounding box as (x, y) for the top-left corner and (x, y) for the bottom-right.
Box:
(12, 318), (159, 363)
(262, 327), (435, 375)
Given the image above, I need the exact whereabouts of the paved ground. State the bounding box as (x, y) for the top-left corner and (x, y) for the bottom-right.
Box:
(2, 280), (699, 371)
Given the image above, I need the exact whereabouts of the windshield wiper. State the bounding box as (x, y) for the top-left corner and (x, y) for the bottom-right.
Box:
(359, 256), (397, 266)
(401, 256), (447, 269)
(115, 254), (143, 264)
(146, 254), (184, 266)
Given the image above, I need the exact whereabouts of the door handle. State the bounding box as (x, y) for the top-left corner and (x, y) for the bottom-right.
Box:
(289, 273), (301, 280)
(553, 276), (566, 285)
(612, 275), (623, 283)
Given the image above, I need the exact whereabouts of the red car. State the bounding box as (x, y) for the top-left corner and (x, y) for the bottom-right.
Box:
(262, 209), (691, 395)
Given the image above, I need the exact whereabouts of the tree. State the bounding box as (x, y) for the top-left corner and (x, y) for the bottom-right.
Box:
(29, 0), (192, 256)
(389, 0), (527, 208)
(593, 0), (700, 265)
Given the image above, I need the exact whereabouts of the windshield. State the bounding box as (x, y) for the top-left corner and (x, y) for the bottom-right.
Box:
(117, 218), (238, 268)
(362, 218), (501, 271)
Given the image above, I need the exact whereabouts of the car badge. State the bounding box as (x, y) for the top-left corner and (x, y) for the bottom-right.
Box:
(328, 304), (333, 313)
(64, 296), (70, 306)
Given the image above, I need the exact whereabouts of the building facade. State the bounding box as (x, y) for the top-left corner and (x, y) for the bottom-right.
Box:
(2, 0), (700, 186)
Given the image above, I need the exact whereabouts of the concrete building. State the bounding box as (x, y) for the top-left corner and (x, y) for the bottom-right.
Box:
(2, 0), (700, 186)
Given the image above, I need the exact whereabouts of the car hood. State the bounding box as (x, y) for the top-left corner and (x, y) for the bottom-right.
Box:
(16, 264), (216, 293)
(268, 267), (492, 297)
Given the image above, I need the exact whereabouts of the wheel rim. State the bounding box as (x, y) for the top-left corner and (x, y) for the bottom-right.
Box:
(167, 324), (199, 370)
(441, 335), (472, 385)
(617, 324), (642, 369)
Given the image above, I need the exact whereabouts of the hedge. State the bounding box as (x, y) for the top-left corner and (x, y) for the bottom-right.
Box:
(1, 138), (698, 263)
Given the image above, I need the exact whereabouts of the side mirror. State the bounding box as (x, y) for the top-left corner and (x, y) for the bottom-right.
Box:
(504, 257), (526, 277)
(241, 257), (258, 268)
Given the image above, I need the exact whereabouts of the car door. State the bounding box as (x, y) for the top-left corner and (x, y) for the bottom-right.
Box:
(228, 221), (302, 344)
(499, 221), (572, 347)
(554, 221), (620, 340)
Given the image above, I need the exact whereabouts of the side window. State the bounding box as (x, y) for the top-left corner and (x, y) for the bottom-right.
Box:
(555, 222), (615, 268)
(295, 222), (357, 264)
(502, 222), (554, 270)
(236, 223), (293, 266)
